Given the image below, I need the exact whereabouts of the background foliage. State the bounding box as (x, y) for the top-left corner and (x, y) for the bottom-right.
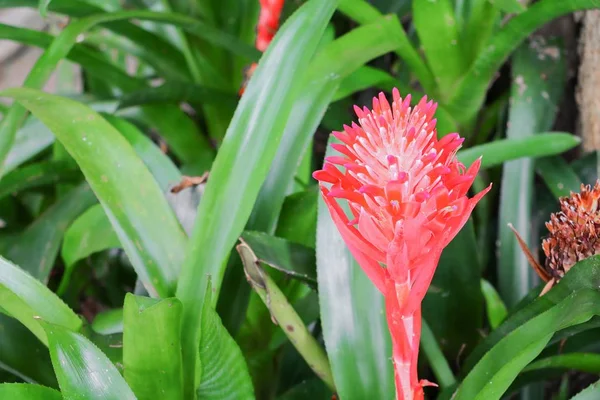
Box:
(1, 0), (600, 399)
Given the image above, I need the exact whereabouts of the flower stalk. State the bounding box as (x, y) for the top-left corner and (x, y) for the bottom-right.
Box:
(314, 89), (490, 399)
(237, 239), (336, 392)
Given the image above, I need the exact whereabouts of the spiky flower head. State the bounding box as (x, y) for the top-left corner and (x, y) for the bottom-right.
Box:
(543, 181), (600, 279)
(313, 89), (490, 303)
(313, 88), (490, 400)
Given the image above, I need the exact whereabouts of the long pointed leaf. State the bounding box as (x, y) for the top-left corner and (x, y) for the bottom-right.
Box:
(44, 323), (136, 400)
(462, 256), (600, 378)
(2, 88), (187, 298)
(223, 15), (406, 333)
(175, 1), (338, 394)
(457, 133), (580, 169)
(4, 184), (96, 282)
(338, 0), (435, 93)
(412, 0), (465, 98)
(0, 256), (81, 345)
(447, 0), (600, 126)
(0, 314), (57, 386)
(0, 0), (191, 81)
(0, 384), (62, 399)
(454, 290), (600, 399)
(60, 204), (120, 270)
(249, 14), (405, 234)
(0, 23), (210, 166)
(196, 287), (254, 400)
(0, 160), (81, 201)
(571, 380), (600, 400)
(123, 295), (184, 400)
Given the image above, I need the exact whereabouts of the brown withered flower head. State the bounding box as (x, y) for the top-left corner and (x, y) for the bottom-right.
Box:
(543, 181), (600, 277)
(510, 180), (600, 295)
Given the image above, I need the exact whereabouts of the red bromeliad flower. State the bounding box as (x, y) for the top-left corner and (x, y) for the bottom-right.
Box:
(240, 0), (284, 95)
(313, 89), (490, 400)
(256, 0), (285, 52)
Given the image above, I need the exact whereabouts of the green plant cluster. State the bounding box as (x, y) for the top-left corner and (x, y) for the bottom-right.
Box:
(0, 0), (599, 399)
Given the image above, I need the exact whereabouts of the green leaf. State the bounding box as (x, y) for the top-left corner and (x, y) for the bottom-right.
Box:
(436, 105), (460, 137)
(480, 279), (508, 329)
(79, 27), (191, 83)
(0, 12), (102, 176)
(4, 117), (55, 174)
(305, 15), (405, 82)
(176, 1), (338, 393)
(250, 14), (407, 235)
(0, 8), (225, 175)
(571, 152), (598, 187)
(0, 383), (62, 399)
(474, 92), (509, 146)
(60, 204), (120, 276)
(38, 0), (51, 16)
(536, 155), (582, 199)
(238, 242), (334, 391)
(0, 256), (81, 345)
(0, 22), (209, 168)
(316, 136), (394, 399)
(117, 82), (237, 111)
(542, 317), (600, 354)
(491, 0), (527, 14)
(84, 330), (123, 369)
(338, 0), (435, 93)
(524, 353), (600, 375)
(412, 0), (465, 98)
(0, 2), (252, 82)
(136, 105), (215, 172)
(557, 376), (570, 400)
(91, 308), (123, 335)
(458, 133), (580, 170)
(2, 88), (187, 298)
(0, 22), (140, 91)
(277, 379), (332, 400)
(76, 10), (259, 62)
(447, 0), (600, 126)
(44, 322), (137, 400)
(333, 66), (400, 102)
(4, 184), (97, 282)
(453, 289), (600, 400)
(240, 231), (316, 289)
(462, 2), (500, 64)
(496, 37), (566, 308)
(423, 219), (484, 356)
(0, 160), (81, 201)
(58, 114), (182, 294)
(123, 295), (183, 400)
(420, 319), (456, 389)
(275, 187), (318, 248)
(0, 314), (57, 386)
(230, 12), (412, 373)
(196, 286), (254, 400)
(225, 16), (405, 334)
(101, 114), (181, 191)
(462, 256), (600, 378)
(571, 380), (600, 400)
